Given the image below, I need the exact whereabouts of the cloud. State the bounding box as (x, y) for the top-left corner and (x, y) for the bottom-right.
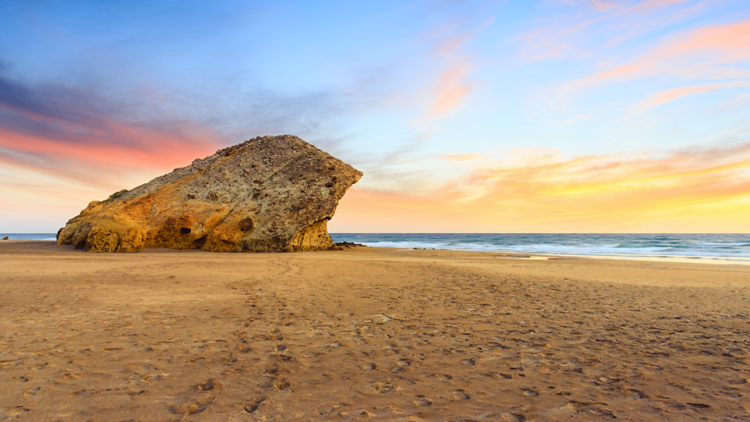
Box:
(0, 67), (225, 182)
(443, 153), (489, 161)
(0, 64), (357, 189)
(416, 16), (494, 125)
(520, 0), (728, 61)
(630, 81), (750, 112)
(338, 140), (750, 232)
(557, 115), (591, 124)
(560, 19), (750, 95)
(714, 93), (750, 109)
(591, 0), (621, 11)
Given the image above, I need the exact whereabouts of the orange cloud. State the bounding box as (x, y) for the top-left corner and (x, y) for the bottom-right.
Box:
(418, 17), (494, 124)
(330, 187), (480, 233)
(427, 61), (475, 117)
(443, 153), (489, 162)
(332, 142), (750, 233)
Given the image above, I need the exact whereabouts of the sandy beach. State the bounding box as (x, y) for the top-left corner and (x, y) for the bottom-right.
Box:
(1, 241), (749, 421)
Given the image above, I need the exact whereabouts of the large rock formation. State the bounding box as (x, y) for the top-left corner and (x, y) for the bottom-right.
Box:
(57, 135), (362, 252)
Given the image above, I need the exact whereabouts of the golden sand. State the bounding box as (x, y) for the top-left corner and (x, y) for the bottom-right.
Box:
(1, 241), (749, 421)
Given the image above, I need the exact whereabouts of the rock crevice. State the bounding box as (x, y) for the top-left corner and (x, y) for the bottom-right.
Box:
(57, 135), (362, 252)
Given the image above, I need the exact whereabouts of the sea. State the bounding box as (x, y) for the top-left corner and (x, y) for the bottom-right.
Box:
(330, 233), (750, 265)
(4, 233), (750, 264)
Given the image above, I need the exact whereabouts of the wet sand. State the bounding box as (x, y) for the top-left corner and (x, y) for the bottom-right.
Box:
(1, 241), (749, 421)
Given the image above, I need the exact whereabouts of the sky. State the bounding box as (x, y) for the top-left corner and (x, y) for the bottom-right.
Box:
(2, 0), (750, 233)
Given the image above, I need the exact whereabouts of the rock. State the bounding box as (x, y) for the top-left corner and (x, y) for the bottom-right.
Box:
(335, 241), (368, 248)
(57, 135), (362, 252)
(1, 236), (8, 240)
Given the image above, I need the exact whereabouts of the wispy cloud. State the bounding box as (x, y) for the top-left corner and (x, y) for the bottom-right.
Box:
(557, 114), (591, 124)
(0, 64), (356, 189)
(0, 70), (223, 186)
(630, 81), (750, 112)
(560, 19), (750, 94)
(416, 16), (494, 125)
(443, 153), (489, 162)
(338, 140), (750, 232)
(520, 0), (718, 60)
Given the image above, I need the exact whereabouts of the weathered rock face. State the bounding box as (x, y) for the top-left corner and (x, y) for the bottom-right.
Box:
(57, 135), (362, 252)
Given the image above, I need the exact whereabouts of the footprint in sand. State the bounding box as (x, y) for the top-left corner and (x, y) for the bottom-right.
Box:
(391, 365), (405, 373)
(414, 395), (432, 407)
(265, 328), (284, 341)
(624, 388), (647, 399)
(374, 382), (394, 393)
(500, 413), (526, 422)
(317, 405), (336, 415)
(170, 394), (215, 415)
(264, 363), (279, 375)
(274, 378), (291, 390)
(243, 396), (265, 413)
(586, 408), (617, 419)
(276, 354), (293, 362)
(453, 389), (470, 400)
(5, 406), (31, 417)
(520, 387), (539, 397)
(197, 379), (221, 391)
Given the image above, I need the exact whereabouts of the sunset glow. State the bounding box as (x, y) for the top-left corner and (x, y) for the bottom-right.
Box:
(2, 0), (750, 232)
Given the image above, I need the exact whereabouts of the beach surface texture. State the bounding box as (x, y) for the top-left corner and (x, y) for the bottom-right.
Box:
(1, 241), (749, 421)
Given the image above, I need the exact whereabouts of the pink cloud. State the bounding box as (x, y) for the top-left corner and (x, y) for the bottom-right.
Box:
(418, 17), (494, 124)
(561, 19), (750, 94)
(0, 123), (220, 188)
(520, 0), (724, 61)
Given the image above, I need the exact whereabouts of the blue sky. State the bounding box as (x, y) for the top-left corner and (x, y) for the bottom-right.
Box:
(2, 0), (750, 232)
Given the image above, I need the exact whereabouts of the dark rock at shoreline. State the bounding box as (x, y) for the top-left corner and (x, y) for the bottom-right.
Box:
(335, 241), (368, 248)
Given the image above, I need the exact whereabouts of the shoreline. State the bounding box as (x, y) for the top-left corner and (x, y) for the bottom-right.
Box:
(5, 238), (750, 267)
(400, 247), (750, 266)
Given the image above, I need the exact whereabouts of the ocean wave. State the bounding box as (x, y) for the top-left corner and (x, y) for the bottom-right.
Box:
(331, 233), (750, 260)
